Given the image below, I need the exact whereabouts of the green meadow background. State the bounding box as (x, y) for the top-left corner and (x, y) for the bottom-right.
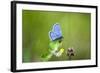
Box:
(22, 10), (91, 63)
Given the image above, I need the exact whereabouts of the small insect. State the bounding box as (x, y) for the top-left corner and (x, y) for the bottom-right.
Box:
(41, 23), (64, 61)
(49, 23), (63, 41)
(66, 47), (75, 60)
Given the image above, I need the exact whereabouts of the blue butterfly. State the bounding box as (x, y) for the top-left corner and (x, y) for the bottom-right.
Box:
(49, 23), (63, 41)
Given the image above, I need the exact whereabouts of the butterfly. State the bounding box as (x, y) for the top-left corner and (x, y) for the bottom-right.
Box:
(49, 23), (63, 41)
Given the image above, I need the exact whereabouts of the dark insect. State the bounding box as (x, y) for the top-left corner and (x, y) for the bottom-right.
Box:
(67, 47), (75, 60)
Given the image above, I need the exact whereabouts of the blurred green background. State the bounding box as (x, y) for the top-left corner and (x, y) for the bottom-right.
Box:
(22, 10), (91, 63)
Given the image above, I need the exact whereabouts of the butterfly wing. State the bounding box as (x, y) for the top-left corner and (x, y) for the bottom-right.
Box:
(49, 31), (57, 41)
(53, 23), (62, 38)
